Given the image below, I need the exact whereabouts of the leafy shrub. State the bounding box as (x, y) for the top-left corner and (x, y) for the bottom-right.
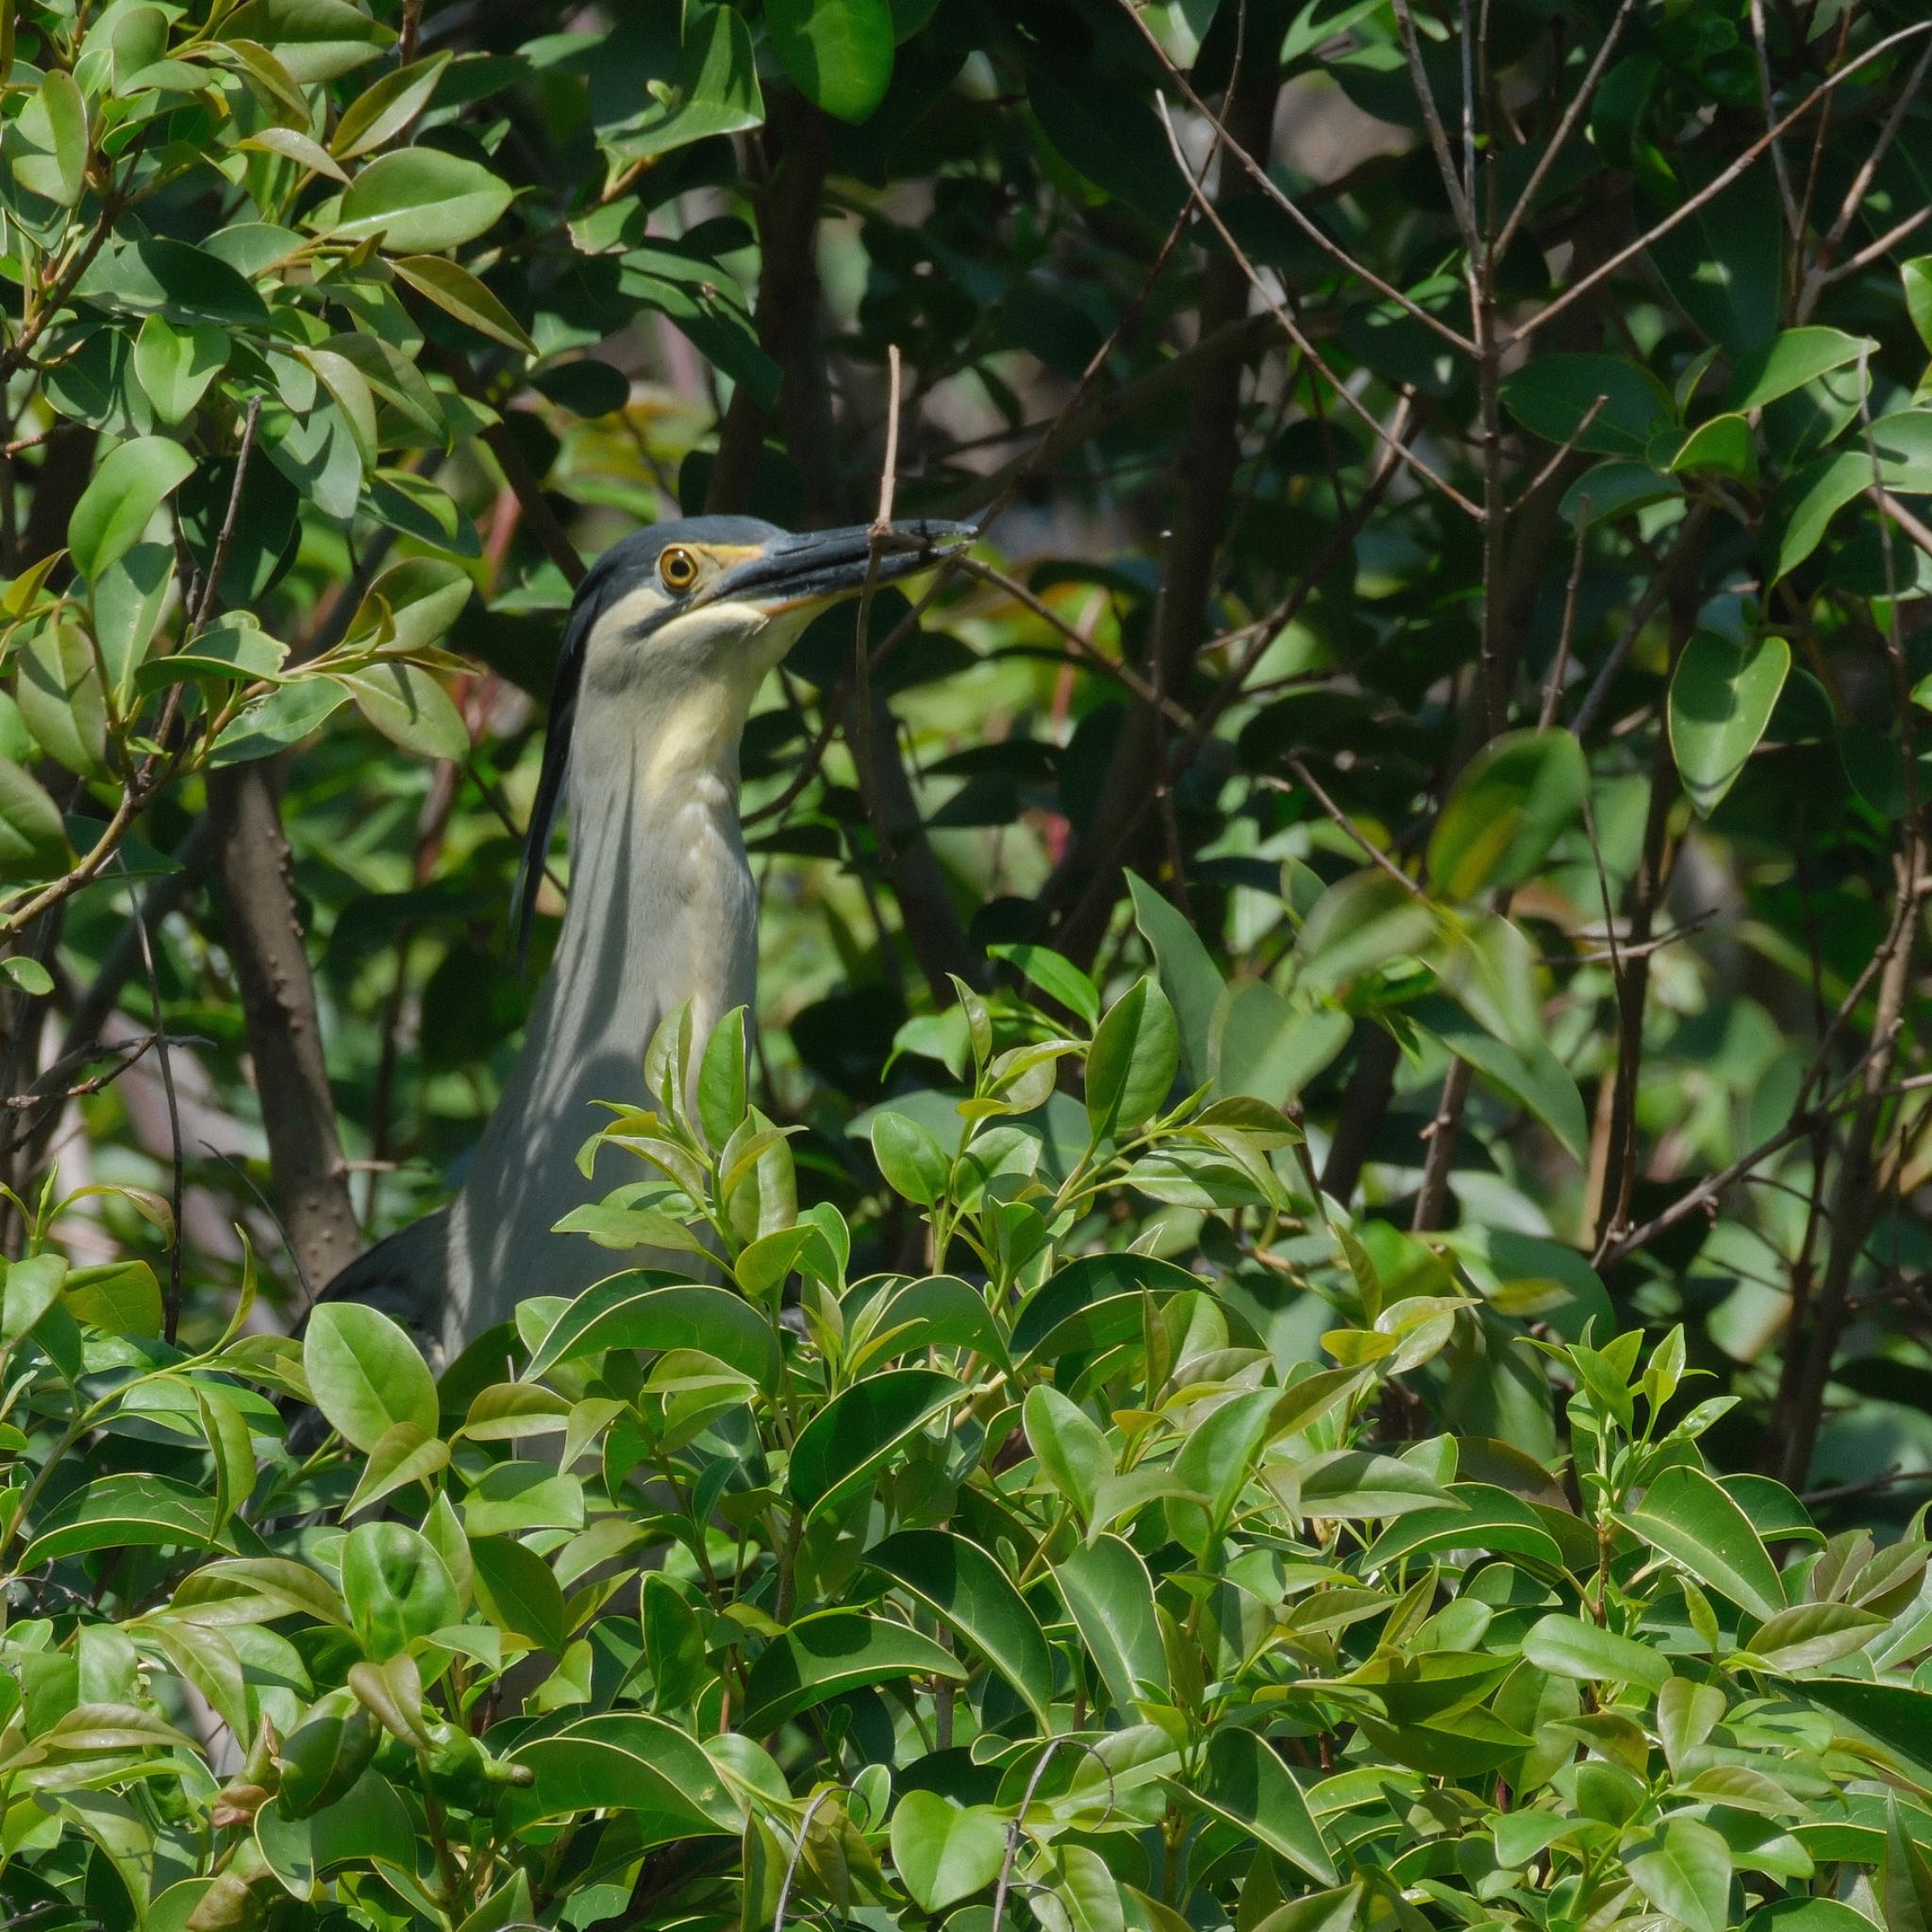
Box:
(7, 944), (1932, 1932)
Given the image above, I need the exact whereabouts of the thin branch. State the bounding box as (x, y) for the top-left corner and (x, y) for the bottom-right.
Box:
(1153, 96), (1485, 521)
(1517, 21), (1932, 342)
(1116, 0), (1479, 356)
(1272, 765), (1426, 899)
(1491, 0), (1639, 261)
(1540, 508), (1591, 730)
(1821, 205), (1932, 286)
(192, 400), (262, 632)
(1517, 394), (1607, 506)
(119, 856), (184, 1344)
(1747, 0), (1803, 238)
(1390, 0), (1480, 252)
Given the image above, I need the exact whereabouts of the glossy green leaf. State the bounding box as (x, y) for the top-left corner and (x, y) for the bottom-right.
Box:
(1056, 1534), (1167, 1716)
(511, 1712), (739, 1829)
(739, 1612), (964, 1732)
(1625, 1818), (1732, 1932)
(1427, 729), (1589, 901)
(131, 316), (227, 426)
(869, 1527), (1057, 1724)
(302, 1301), (438, 1453)
(391, 255), (537, 355)
(1669, 631), (1790, 816)
(1188, 1730), (1336, 1884)
(340, 1522), (460, 1659)
(69, 437), (196, 582)
(525, 1276), (779, 1386)
(1500, 354), (1674, 458)
(23, 1474), (220, 1566)
(890, 1791), (1006, 1911)
(1621, 1464), (1784, 1620)
(1087, 976), (1178, 1140)
(767, 0), (893, 123)
(1727, 327), (1873, 411)
(335, 148), (512, 253)
(787, 1368), (961, 1517)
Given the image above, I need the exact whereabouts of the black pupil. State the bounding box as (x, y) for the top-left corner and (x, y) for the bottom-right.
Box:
(667, 552), (692, 585)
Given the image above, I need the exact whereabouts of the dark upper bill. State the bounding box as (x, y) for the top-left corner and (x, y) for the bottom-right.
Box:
(706, 519), (975, 611)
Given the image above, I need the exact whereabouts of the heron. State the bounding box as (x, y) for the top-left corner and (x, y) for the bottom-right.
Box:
(321, 514), (974, 1365)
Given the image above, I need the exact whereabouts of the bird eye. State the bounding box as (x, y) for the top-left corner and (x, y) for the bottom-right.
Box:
(658, 546), (700, 593)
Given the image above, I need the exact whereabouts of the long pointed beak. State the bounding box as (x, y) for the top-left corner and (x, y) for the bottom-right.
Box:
(707, 519), (975, 613)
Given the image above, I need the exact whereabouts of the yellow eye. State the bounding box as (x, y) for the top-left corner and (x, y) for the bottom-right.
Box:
(658, 545), (700, 593)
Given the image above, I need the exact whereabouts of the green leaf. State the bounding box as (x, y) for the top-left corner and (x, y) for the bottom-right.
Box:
(131, 316), (227, 426)
(16, 622), (108, 776)
(1906, 258), (1932, 355)
(872, 1108), (951, 1205)
(1620, 1463), (1784, 1620)
(1520, 1613), (1672, 1692)
(510, 1712), (740, 1830)
(1888, 1794), (1932, 1932)
(469, 1535), (568, 1655)
(1087, 977), (1178, 1140)
(342, 1421), (447, 1519)
(766, 0), (894, 122)
(11, 70), (88, 206)
(1362, 1482), (1566, 1568)
(0, 955), (52, 996)
(526, 1276), (779, 1387)
(0, 752), (70, 882)
(1625, 1817), (1733, 1932)
(23, 1473), (219, 1565)
(69, 436), (196, 581)
(890, 1791), (1007, 1911)
(1414, 996), (1589, 1161)
(1783, 1677), (1932, 1784)
(787, 1368), (961, 1518)
(1127, 870), (1225, 1089)
(391, 254), (537, 355)
(335, 148), (512, 253)
(1024, 1384), (1112, 1524)
(1669, 631), (1790, 817)
(1294, 870), (1435, 991)
(868, 1527), (1057, 1724)
(2, 1253), (69, 1346)
(1500, 354), (1674, 458)
(303, 1301), (438, 1453)
(1056, 1534), (1167, 1716)
(1726, 327), (1873, 411)
(1427, 728), (1589, 901)
(339, 662), (470, 761)
(739, 1611), (965, 1732)
(1187, 1730), (1336, 1884)
(600, 3), (763, 161)
(1210, 980), (1351, 1105)
(340, 1522), (460, 1659)
(1669, 412), (1757, 483)
(1744, 1601), (1885, 1669)
(331, 51), (452, 158)
(225, 0), (395, 80)
(988, 941), (1100, 1026)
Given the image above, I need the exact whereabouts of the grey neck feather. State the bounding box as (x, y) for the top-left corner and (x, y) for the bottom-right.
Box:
(439, 694), (758, 1358)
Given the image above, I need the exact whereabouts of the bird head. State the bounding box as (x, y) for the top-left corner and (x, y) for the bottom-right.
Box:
(510, 513), (974, 964)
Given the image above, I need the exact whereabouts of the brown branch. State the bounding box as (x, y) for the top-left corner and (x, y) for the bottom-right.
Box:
(1491, 0), (1639, 261)
(1114, 0), (1479, 356)
(1516, 21), (1932, 342)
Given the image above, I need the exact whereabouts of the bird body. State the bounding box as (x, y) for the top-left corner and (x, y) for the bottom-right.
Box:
(321, 515), (971, 1364)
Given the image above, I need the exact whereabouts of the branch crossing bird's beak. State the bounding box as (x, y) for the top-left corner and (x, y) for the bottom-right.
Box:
(704, 518), (976, 614)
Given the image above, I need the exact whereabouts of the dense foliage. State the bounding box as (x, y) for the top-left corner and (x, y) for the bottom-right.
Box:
(11, 978), (1932, 1932)
(7, 0), (1932, 1924)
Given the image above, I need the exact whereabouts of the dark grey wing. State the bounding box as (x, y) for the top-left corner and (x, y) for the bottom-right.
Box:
(304, 1209), (451, 1362)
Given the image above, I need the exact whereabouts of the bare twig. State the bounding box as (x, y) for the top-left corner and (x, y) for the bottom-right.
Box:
(1518, 22), (1932, 342)
(1517, 395), (1607, 506)
(1153, 96), (1485, 521)
(1746, 0), (1802, 237)
(1541, 508), (1591, 730)
(1272, 766), (1426, 900)
(1390, 0), (1479, 251)
(1116, 0), (1479, 356)
(1491, 0), (1639, 261)
(118, 856), (184, 1343)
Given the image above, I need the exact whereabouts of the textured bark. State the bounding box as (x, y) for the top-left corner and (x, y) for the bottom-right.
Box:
(207, 762), (361, 1293)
